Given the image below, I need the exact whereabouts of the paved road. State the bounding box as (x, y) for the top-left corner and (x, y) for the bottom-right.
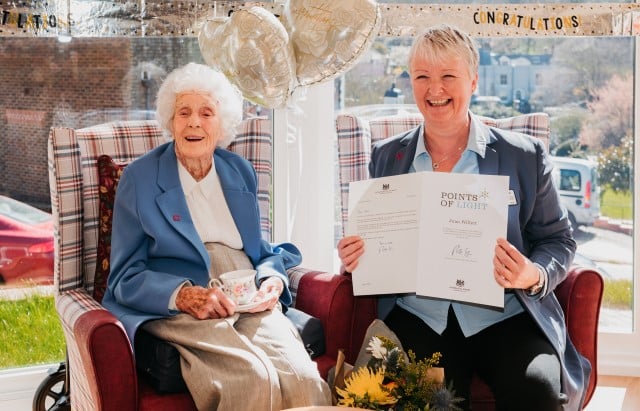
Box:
(0, 285), (53, 301)
(573, 225), (633, 280)
(573, 224), (633, 333)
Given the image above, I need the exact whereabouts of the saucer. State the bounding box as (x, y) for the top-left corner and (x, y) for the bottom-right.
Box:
(235, 292), (264, 313)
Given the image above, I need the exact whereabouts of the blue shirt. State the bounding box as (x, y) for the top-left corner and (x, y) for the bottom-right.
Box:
(398, 113), (525, 337)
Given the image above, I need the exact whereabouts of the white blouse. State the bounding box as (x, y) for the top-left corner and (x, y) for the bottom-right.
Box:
(177, 159), (243, 249)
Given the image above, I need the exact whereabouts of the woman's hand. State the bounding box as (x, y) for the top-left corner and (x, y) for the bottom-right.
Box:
(176, 285), (236, 319)
(493, 238), (540, 290)
(246, 276), (283, 313)
(337, 235), (365, 273)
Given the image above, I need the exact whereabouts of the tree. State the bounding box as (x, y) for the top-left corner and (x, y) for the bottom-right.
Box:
(579, 74), (633, 150)
(549, 110), (587, 156)
(550, 37), (633, 104)
(597, 135), (633, 193)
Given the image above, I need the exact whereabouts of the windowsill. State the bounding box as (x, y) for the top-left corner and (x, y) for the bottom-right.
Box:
(0, 364), (55, 410)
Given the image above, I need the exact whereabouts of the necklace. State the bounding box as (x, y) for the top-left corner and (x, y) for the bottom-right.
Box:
(426, 142), (465, 170)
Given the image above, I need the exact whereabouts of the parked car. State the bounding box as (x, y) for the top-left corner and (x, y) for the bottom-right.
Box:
(550, 156), (601, 229)
(0, 195), (54, 286)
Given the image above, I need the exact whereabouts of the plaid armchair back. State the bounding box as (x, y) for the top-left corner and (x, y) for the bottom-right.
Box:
(48, 117), (273, 294)
(335, 112), (550, 236)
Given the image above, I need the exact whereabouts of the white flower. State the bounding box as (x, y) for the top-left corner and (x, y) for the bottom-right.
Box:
(367, 336), (387, 360)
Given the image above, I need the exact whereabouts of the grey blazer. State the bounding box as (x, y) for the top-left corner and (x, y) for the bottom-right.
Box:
(370, 117), (589, 411)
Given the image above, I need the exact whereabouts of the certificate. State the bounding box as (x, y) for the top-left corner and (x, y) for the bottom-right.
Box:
(346, 173), (423, 294)
(347, 172), (509, 308)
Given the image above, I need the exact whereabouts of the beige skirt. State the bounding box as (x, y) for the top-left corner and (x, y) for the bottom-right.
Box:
(205, 242), (254, 279)
(143, 243), (331, 411)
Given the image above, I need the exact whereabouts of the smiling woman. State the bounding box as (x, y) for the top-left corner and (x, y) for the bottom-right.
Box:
(100, 62), (331, 411)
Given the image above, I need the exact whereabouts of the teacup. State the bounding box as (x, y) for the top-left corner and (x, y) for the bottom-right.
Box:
(210, 269), (257, 305)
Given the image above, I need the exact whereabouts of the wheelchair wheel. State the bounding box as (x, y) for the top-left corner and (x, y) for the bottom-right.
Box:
(32, 363), (70, 411)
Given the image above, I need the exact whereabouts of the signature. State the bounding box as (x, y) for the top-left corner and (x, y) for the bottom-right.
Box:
(378, 240), (393, 254)
(450, 244), (472, 259)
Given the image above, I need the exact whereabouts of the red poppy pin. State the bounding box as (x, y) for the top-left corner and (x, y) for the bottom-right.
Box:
(172, 214), (181, 221)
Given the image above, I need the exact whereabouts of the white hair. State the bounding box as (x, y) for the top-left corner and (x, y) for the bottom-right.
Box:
(155, 62), (243, 147)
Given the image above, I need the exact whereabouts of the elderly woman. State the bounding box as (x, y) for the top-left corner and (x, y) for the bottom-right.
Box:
(102, 62), (331, 410)
(338, 25), (588, 411)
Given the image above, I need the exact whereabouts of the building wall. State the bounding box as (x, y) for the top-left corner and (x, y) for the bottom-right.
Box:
(0, 37), (202, 210)
(478, 59), (552, 105)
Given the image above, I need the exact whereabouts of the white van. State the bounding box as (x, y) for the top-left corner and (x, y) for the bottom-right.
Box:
(550, 156), (601, 229)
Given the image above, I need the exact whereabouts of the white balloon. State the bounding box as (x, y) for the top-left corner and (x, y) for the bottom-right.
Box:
(198, 6), (296, 109)
(283, 0), (381, 87)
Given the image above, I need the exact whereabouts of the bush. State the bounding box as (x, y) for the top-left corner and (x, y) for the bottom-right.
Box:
(597, 135), (633, 193)
(602, 278), (632, 310)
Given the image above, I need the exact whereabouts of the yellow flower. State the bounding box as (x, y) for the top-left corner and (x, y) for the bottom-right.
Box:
(336, 367), (398, 407)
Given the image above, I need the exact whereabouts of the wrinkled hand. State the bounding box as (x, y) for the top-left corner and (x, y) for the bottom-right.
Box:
(337, 235), (365, 273)
(176, 285), (236, 319)
(245, 276), (284, 313)
(493, 238), (540, 290)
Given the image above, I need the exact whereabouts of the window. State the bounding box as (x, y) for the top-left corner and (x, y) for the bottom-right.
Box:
(559, 170), (581, 191)
(322, 1), (637, 377)
(0, 0), (637, 380)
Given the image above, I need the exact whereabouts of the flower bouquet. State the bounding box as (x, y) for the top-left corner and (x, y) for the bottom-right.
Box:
(331, 320), (463, 411)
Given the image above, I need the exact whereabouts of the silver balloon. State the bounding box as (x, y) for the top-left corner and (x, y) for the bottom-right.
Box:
(198, 6), (296, 109)
(283, 0), (381, 87)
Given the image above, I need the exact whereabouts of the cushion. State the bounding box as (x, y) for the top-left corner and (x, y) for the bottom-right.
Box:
(96, 154), (189, 392)
(94, 155), (127, 303)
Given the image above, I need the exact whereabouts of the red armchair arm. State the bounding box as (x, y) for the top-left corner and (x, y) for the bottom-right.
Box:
(470, 265), (604, 409)
(292, 269), (376, 378)
(554, 265), (604, 406)
(56, 289), (138, 411)
(57, 289), (197, 411)
(344, 273), (377, 363)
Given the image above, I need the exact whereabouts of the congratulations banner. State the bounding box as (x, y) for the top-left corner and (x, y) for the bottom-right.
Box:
(1, 1), (640, 38)
(380, 3), (640, 37)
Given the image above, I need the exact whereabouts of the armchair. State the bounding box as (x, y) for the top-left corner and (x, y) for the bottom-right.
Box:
(335, 112), (604, 410)
(46, 118), (375, 411)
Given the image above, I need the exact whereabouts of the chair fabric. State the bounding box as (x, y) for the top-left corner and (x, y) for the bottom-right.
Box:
(48, 119), (273, 296)
(48, 118), (375, 411)
(334, 112), (601, 410)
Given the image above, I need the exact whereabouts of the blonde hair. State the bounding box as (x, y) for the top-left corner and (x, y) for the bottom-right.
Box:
(409, 24), (479, 77)
(155, 62), (243, 148)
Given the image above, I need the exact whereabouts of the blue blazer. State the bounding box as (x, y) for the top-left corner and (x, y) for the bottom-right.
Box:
(370, 118), (589, 411)
(102, 142), (301, 346)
